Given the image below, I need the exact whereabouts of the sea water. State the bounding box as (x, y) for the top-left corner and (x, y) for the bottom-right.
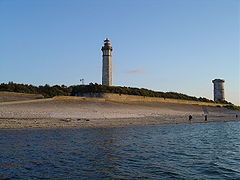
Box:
(0, 122), (240, 179)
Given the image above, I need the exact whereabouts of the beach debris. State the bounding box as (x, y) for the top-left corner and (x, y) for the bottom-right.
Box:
(77, 118), (90, 121)
(60, 118), (71, 122)
(204, 115), (207, 121)
(188, 115), (192, 121)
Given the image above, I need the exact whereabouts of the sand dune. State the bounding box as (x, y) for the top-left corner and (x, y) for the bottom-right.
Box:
(0, 91), (43, 103)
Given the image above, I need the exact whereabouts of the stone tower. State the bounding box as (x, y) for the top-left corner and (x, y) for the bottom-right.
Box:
(101, 38), (113, 86)
(212, 79), (225, 101)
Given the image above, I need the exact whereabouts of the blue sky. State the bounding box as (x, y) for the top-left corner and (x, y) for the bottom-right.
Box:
(0, 0), (239, 105)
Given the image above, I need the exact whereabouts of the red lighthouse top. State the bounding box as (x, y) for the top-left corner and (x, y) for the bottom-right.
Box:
(102, 38), (113, 51)
(104, 38), (110, 42)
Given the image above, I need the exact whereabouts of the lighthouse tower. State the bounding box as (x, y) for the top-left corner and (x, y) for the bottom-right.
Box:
(101, 38), (113, 86)
(212, 79), (225, 101)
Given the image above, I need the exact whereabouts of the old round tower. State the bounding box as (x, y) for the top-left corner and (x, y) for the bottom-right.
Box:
(101, 38), (113, 86)
(212, 79), (225, 101)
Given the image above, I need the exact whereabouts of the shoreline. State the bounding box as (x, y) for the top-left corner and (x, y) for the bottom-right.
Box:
(0, 118), (239, 130)
(0, 114), (239, 130)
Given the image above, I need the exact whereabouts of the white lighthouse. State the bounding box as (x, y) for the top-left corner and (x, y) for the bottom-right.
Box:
(212, 79), (225, 101)
(101, 38), (113, 86)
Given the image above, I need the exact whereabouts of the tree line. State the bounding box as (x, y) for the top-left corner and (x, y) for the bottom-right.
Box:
(0, 82), (233, 104)
(0, 82), (72, 98)
(1, 82), (238, 112)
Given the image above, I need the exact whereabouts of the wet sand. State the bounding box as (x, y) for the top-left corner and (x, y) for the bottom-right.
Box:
(0, 98), (239, 129)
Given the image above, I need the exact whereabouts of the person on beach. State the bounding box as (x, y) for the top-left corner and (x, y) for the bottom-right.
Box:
(189, 115), (192, 121)
(204, 115), (207, 121)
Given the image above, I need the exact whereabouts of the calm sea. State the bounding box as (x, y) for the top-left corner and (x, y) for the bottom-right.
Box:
(0, 122), (240, 179)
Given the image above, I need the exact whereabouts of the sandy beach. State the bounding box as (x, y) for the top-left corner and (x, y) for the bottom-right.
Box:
(0, 96), (239, 129)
